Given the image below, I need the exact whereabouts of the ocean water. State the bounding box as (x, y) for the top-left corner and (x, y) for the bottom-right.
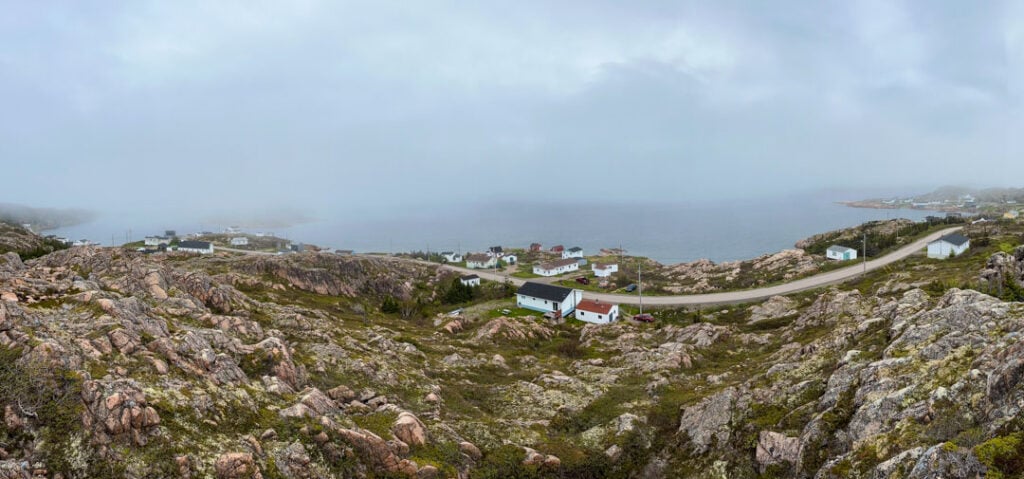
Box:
(48, 190), (937, 265)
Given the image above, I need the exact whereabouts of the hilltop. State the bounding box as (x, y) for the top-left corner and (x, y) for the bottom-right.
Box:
(0, 222), (1023, 478)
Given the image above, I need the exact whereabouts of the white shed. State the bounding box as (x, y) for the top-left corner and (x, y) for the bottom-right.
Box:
(459, 274), (481, 287)
(592, 263), (618, 278)
(574, 299), (619, 324)
(927, 233), (970, 259)
(562, 247), (584, 259)
(826, 245), (858, 261)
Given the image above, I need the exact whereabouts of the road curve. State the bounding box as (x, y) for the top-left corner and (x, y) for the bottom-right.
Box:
(378, 226), (962, 307)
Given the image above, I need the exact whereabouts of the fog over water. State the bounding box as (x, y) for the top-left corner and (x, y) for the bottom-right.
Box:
(50, 189), (935, 264)
(4, 2), (1021, 256)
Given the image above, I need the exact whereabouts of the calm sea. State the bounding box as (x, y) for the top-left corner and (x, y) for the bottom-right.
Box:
(49, 191), (936, 264)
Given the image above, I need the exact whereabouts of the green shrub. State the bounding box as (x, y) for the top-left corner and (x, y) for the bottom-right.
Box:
(975, 433), (1024, 479)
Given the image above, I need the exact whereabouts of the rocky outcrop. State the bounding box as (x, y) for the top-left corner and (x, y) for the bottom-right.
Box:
(81, 379), (161, 447)
(678, 387), (738, 454)
(335, 427), (419, 477)
(215, 452), (263, 479)
(392, 411), (428, 447)
(755, 431), (800, 472)
(474, 317), (555, 342)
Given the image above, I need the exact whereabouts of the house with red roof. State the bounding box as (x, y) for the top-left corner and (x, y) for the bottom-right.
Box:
(574, 299), (619, 324)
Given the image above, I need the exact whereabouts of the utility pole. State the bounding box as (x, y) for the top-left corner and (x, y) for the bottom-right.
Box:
(638, 261), (643, 316)
(863, 231), (867, 275)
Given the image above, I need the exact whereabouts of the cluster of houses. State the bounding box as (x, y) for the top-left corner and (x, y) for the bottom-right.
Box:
(826, 232), (973, 262)
(456, 246), (518, 270)
(514, 282), (620, 324)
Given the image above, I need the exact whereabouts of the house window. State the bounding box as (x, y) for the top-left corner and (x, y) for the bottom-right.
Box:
(544, 300), (548, 304)
(598, 315), (602, 319)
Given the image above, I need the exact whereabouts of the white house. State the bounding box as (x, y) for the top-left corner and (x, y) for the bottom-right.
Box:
(466, 254), (497, 269)
(575, 299), (619, 324)
(178, 240), (214, 254)
(441, 252), (463, 263)
(516, 282), (582, 317)
(488, 246), (504, 257)
(459, 274), (481, 287)
(592, 263), (619, 278)
(145, 236), (171, 246)
(230, 237), (249, 246)
(826, 245), (858, 261)
(533, 258), (579, 277)
(927, 233), (970, 259)
(562, 247), (584, 259)
(501, 254), (517, 265)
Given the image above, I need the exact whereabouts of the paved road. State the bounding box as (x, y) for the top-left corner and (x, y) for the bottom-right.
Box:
(374, 226), (962, 307)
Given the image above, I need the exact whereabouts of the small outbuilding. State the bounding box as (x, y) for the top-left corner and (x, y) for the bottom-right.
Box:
(460, 274), (481, 287)
(592, 263), (619, 278)
(441, 252), (463, 263)
(562, 247), (584, 259)
(230, 237), (249, 246)
(826, 245), (858, 261)
(502, 254), (517, 265)
(575, 299), (619, 324)
(927, 233), (970, 259)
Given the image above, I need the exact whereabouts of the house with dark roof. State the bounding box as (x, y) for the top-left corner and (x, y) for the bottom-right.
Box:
(441, 252), (463, 263)
(488, 246), (504, 257)
(533, 258), (579, 277)
(459, 274), (480, 287)
(516, 282), (582, 316)
(927, 233), (970, 259)
(177, 240), (214, 254)
(575, 299), (619, 324)
(562, 246), (584, 259)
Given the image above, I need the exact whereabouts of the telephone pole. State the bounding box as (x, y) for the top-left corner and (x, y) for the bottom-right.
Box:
(863, 231), (867, 275)
(638, 262), (643, 316)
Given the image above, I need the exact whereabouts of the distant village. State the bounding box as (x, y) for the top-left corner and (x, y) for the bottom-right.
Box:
(31, 207), (1020, 328)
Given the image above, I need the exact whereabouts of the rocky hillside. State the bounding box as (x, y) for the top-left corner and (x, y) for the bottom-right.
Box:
(0, 222), (67, 260)
(1, 235), (1024, 478)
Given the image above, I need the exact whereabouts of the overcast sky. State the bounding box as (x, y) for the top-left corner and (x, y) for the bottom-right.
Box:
(2, 1), (1021, 219)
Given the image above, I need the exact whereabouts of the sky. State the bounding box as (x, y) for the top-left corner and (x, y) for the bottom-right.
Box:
(1, 1), (1022, 221)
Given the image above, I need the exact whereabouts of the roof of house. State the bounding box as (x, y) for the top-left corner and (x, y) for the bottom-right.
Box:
(460, 274), (479, 280)
(466, 254), (492, 263)
(550, 245), (564, 250)
(594, 263), (617, 270)
(489, 246), (503, 252)
(568, 246), (583, 252)
(826, 245), (857, 253)
(517, 282), (574, 302)
(179, 241), (212, 249)
(577, 299), (615, 314)
(539, 258), (579, 270)
(441, 251), (454, 256)
(933, 233), (970, 247)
